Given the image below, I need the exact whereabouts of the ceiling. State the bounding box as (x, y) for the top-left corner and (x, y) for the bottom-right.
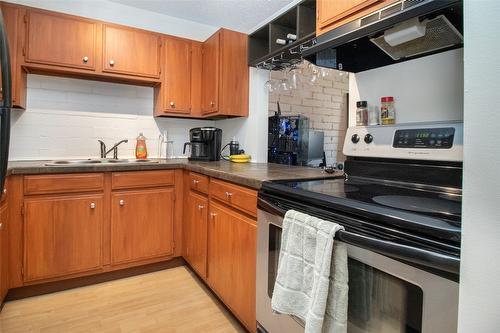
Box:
(109, 0), (296, 33)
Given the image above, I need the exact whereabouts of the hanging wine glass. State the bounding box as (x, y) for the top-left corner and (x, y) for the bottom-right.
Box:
(287, 66), (302, 89)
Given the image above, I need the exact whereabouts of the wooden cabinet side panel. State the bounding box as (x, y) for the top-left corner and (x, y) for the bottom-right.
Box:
(220, 29), (249, 117)
(0, 203), (9, 303)
(7, 175), (24, 288)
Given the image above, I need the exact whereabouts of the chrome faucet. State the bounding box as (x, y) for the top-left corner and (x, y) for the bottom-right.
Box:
(98, 139), (128, 159)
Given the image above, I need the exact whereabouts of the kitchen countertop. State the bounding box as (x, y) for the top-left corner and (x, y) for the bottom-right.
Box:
(7, 159), (343, 189)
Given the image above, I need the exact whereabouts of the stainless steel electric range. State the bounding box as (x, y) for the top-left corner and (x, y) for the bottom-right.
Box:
(257, 121), (463, 333)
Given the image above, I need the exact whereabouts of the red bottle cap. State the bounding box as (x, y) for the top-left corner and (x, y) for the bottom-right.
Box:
(381, 96), (394, 102)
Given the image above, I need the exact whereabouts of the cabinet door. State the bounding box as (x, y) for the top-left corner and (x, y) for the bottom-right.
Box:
(1, 3), (26, 109)
(208, 202), (256, 332)
(103, 25), (161, 79)
(25, 10), (97, 71)
(163, 37), (191, 114)
(317, 0), (389, 34)
(0, 203), (8, 303)
(183, 191), (208, 277)
(111, 188), (174, 264)
(24, 195), (103, 281)
(201, 31), (220, 114)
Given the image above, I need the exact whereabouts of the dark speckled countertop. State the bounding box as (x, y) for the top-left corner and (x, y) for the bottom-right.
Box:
(7, 159), (343, 189)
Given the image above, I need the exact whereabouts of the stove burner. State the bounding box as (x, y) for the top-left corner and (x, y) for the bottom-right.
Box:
(372, 195), (462, 216)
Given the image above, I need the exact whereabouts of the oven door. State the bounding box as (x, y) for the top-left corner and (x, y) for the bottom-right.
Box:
(256, 209), (459, 333)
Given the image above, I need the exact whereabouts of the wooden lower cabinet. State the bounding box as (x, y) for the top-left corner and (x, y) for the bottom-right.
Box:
(183, 191), (208, 277)
(23, 194), (103, 282)
(0, 203), (8, 303)
(208, 201), (256, 332)
(111, 188), (175, 265)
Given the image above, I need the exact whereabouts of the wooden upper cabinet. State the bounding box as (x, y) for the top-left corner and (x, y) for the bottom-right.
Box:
(25, 9), (98, 71)
(110, 188), (174, 265)
(163, 37), (192, 114)
(201, 31), (220, 115)
(102, 24), (161, 79)
(23, 195), (103, 282)
(317, 0), (395, 35)
(201, 29), (249, 117)
(0, 3), (26, 109)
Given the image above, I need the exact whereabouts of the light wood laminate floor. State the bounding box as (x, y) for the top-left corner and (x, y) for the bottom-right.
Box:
(0, 266), (246, 333)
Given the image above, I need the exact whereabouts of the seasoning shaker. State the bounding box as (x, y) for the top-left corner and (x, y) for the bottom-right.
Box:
(356, 101), (368, 126)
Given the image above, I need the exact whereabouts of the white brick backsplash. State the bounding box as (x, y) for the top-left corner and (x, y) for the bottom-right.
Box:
(313, 92), (331, 101)
(10, 74), (215, 160)
(270, 62), (348, 164)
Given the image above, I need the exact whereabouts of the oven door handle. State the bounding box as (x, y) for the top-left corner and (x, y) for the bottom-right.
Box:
(337, 231), (460, 274)
(258, 197), (460, 274)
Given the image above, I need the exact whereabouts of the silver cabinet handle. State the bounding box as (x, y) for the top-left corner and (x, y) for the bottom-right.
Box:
(210, 212), (217, 219)
(198, 204), (205, 210)
(109, 59), (115, 66)
(170, 101), (175, 107)
(225, 191), (233, 198)
(210, 101), (215, 107)
(192, 179), (199, 185)
(119, 199), (125, 206)
(2, 188), (6, 194)
(0, 223), (3, 230)
(83, 56), (89, 63)
(90, 203), (96, 209)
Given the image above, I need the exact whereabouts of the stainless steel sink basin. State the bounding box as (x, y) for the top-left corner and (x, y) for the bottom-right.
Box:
(45, 159), (159, 166)
(45, 159), (102, 166)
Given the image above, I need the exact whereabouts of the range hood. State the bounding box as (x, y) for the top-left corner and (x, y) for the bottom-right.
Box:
(302, 0), (463, 73)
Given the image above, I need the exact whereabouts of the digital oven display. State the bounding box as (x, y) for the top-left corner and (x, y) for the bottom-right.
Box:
(393, 127), (455, 149)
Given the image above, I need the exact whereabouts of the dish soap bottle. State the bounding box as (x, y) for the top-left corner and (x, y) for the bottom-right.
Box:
(135, 133), (148, 159)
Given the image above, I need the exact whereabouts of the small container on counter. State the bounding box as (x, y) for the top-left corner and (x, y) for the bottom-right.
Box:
(135, 132), (148, 159)
(368, 106), (380, 126)
(356, 101), (368, 126)
(380, 96), (396, 125)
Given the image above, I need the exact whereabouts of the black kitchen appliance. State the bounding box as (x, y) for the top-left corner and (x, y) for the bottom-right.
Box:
(183, 127), (222, 161)
(0, 8), (11, 195)
(257, 122), (463, 333)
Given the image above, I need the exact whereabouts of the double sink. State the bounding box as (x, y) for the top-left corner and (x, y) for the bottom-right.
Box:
(45, 158), (159, 166)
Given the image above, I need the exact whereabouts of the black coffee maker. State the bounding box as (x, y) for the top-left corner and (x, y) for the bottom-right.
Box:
(183, 127), (223, 161)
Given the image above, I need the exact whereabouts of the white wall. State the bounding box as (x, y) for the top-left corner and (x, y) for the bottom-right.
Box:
(4, 0), (218, 41)
(349, 49), (464, 125)
(10, 75), (213, 160)
(458, 1), (500, 332)
(5, 0), (275, 162)
(216, 68), (269, 163)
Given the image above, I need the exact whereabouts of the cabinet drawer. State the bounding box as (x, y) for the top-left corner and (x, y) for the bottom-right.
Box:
(188, 172), (209, 194)
(24, 173), (104, 195)
(209, 179), (257, 217)
(112, 170), (175, 189)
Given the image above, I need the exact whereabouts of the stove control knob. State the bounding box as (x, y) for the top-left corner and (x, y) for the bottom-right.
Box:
(351, 134), (360, 144)
(364, 134), (373, 144)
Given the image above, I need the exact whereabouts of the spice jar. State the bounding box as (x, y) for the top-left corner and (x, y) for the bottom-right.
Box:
(368, 106), (380, 126)
(380, 96), (395, 125)
(356, 101), (368, 126)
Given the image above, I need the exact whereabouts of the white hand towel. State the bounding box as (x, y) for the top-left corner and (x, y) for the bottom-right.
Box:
(271, 210), (348, 333)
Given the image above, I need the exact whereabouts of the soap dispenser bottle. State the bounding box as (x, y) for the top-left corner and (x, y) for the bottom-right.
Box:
(135, 132), (148, 159)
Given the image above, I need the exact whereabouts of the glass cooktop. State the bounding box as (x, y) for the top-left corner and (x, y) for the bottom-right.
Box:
(280, 176), (462, 224)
